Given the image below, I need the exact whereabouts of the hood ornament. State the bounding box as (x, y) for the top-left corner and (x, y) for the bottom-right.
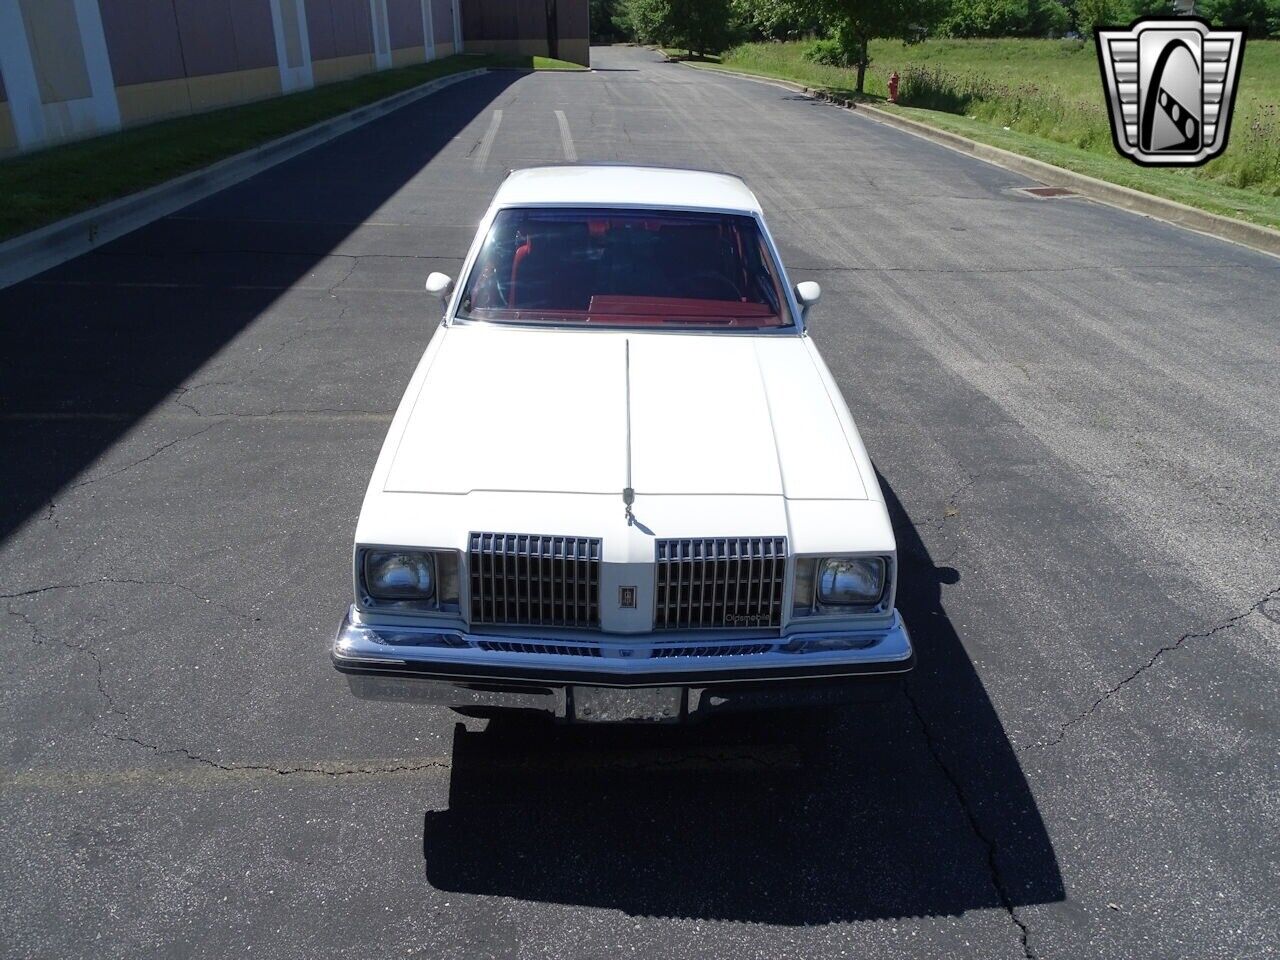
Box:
(623, 338), (636, 525)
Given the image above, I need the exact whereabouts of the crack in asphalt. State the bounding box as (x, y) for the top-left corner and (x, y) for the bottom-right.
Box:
(163, 256), (357, 417)
(7, 597), (800, 779)
(787, 262), (1275, 274)
(60, 249), (460, 264)
(6, 582), (804, 782)
(69, 424), (216, 482)
(168, 365), (330, 419)
(4, 599), (451, 779)
(904, 681), (1037, 960)
(107, 734), (453, 778)
(1023, 583), (1280, 752)
(7, 603), (130, 726)
(43, 424), (216, 526)
(0, 576), (256, 623)
(169, 381), (238, 415)
(901, 473), (977, 557)
(329, 253), (360, 296)
(170, 406), (391, 419)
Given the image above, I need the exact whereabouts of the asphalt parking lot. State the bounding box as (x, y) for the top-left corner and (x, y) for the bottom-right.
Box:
(3, 44), (1278, 960)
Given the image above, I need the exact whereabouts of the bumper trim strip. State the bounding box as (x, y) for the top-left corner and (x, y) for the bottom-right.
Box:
(332, 606), (913, 690)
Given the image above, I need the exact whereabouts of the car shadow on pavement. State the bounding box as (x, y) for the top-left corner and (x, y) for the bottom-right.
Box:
(421, 476), (1064, 923)
(0, 72), (521, 545)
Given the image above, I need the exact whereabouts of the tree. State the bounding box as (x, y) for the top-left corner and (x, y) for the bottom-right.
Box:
(589, 0), (629, 42)
(1126, 0), (1175, 16)
(617, 0), (676, 46)
(1074, 0), (1124, 33)
(1032, 0), (1071, 35)
(942, 0), (1037, 36)
(941, 0), (1071, 35)
(617, 0), (737, 54)
(677, 0), (737, 54)
(809, 0), (951, 92)
(1199, 0), (1280, 35)
(731, 0), (824, 40)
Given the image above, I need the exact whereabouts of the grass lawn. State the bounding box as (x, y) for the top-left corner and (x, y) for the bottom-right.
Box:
(486, 53), (588, 70)
(882, 105), (1280, 229)
(673, 40), (1280, 231)
(0, 52), (581, 242)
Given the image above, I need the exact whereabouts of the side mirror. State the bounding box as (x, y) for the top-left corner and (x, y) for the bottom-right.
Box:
(425, 272), (454, 301)
(795, 281), (821, 317)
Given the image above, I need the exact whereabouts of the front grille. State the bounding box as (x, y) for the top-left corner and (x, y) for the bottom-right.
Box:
(469, 532), (601, 629)
(654, 537), (787, 630)
(476, 640), (602, 657)
(651, 643), (775, 658)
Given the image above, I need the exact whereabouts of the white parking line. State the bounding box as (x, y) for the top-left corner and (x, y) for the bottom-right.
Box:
(473, 109), (503, 170)
(555, 109), (577, 162)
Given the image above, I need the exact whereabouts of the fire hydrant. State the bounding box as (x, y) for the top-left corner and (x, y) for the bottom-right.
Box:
(888, 71), (900, 104)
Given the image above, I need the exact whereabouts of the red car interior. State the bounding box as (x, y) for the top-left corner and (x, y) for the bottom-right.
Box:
(464, 208), (789, 327)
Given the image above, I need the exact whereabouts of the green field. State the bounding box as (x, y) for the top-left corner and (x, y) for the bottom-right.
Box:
(0, 53), (583, 242)
(679, 40), (1280, 230)
(487, 54), (589, 71)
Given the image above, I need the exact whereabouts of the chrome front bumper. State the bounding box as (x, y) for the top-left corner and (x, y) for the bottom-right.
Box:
(332, 606), (914, 722)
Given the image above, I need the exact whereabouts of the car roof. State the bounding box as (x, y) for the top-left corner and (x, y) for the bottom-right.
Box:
(493, 165), (763, 215)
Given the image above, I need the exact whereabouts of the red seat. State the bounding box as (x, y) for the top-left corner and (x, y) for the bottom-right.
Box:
(508, 221), (591, 310)
(509, 236), (533, 307)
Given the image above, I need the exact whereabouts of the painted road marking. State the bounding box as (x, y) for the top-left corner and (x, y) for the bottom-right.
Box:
(555, 109), (577, 162)
(473, 108), (503, 170)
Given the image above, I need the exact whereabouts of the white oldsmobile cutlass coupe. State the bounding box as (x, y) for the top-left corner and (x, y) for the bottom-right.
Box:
(333, 165), (914, 722)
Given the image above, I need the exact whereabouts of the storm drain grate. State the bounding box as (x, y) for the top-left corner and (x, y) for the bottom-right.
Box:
(1016, 186), (1080, 199)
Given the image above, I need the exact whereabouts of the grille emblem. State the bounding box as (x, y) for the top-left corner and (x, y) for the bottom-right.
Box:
(619, 586), (637, 609)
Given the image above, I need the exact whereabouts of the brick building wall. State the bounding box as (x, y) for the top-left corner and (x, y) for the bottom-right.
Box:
(461, 0), (588, 67)
(0, 0), (492, 155)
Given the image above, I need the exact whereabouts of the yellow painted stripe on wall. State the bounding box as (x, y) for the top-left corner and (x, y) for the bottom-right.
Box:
(115, 77), (192, 126)
(312, 54), (378, 87)
(115, 67), (281, 128)
(391, 45), (426, 68)
(186, 66), (281, 112)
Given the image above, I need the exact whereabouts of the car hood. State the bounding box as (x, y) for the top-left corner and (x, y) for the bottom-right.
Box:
(384, 325), (867, 500)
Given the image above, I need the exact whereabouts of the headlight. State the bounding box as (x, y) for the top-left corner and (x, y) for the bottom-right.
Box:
(817, 557), (885, 606)
(364, 550), (435, 600)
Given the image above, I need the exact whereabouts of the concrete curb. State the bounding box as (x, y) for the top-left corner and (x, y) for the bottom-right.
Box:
(678, 61), (1280, 260)
(0, 68), (489, 290)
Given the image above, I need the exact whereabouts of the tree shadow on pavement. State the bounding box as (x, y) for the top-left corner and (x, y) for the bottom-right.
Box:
(421, 474), (1063, 923)
(0, 72), (520, 545)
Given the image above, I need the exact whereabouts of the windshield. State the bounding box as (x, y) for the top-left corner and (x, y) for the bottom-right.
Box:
(455, 207), (792, 328)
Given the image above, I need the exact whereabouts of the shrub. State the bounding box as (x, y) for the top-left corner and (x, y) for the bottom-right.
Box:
(803, 37), (851, 67)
